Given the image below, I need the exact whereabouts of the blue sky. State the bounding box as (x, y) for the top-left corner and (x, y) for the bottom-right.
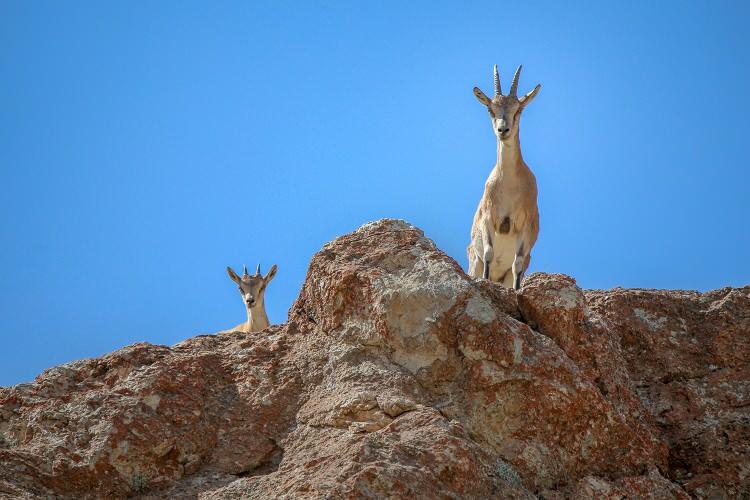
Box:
(1, 1), (749, 386)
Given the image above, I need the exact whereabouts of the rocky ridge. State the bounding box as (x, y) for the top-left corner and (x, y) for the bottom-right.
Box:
(1, 219), (748, 498)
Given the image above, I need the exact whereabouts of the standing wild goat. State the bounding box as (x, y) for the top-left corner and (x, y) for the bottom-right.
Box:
(226, 263), (277, 332)
(468, 65), (541, 289)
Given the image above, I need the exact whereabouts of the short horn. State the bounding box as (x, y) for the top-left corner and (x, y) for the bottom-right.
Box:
(493, 64), (501, 97)
(255, 263), (261, 276)
(510, 65), (522, 97)
(243, 265), (249, 276)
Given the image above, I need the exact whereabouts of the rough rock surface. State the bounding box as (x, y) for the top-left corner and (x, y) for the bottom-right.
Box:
(1, 219), (747, 499)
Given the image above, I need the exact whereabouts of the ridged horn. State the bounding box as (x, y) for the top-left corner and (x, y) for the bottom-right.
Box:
(510, 65), (522, 97)
(243, 265), (249, 277)
(255, 263), (261, 276)
(493, 64), (501, 97)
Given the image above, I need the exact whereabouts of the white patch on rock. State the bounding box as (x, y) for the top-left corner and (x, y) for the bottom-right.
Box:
(466, 292), (497, 324)
(392, 344), (449, 374)
(459, 342), (488, 361)
(554, 285), (584, 310)
(374, 255), (468, 374)
(513, 337), (523, 364)
(142, 395), (161, 410)
(633, 308), (667, 330)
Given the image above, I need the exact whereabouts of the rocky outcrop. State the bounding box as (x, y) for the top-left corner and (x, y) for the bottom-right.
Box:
(1, 220), (747, 499)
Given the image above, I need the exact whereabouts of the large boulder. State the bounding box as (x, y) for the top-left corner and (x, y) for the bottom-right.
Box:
(1, 220), (747, 498)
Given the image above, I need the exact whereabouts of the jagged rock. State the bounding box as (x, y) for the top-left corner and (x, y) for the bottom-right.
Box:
(0, 219), (747, 499)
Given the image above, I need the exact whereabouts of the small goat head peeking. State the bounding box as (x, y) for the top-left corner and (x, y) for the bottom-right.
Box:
(473, 65), (541, 142)
(226, 264), (277, 309)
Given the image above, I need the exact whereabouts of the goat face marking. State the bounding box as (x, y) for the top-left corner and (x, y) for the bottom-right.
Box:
(488, 97), (521, 142)
(237, 275), (263, 307)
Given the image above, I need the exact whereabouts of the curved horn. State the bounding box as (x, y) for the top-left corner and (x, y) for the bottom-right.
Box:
(255, 263), (261, 276)
(510, 65), (522, 97)
(493, 64), (501, 97)
(243, 265), (249, 276)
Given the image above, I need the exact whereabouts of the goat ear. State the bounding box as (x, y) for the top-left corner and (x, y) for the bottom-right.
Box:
(473, 87), (492, 106)
(519, 84), (541, 107)
(227, 266), (242, 284)
(264, 264), (278, 284)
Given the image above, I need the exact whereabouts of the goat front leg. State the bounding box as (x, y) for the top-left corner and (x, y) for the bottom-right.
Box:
(512, 241), (526, 290)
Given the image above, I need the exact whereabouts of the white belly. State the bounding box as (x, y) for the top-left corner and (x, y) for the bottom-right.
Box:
(489, 231), (517, 281)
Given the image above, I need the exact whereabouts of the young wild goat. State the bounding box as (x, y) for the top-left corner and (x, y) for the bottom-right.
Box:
(226, 263), (277, 332)
(468, 65), (541, 289)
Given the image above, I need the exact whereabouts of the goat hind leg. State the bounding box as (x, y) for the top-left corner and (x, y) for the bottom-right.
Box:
(482, 244), (494, 279)
(511, 243), (526, 290)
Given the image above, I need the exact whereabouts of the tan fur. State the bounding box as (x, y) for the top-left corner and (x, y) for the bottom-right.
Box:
(467, 65), (541, 289)
(218, 321), (254, 335)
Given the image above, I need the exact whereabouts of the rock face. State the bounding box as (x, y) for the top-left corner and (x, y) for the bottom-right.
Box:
(1, 219), (748, 499)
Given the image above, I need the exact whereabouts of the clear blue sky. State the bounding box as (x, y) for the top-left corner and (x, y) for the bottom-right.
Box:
(1, 1), (749, 386)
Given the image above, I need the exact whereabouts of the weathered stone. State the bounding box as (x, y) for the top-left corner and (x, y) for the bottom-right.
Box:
(1, 219), (747, 499)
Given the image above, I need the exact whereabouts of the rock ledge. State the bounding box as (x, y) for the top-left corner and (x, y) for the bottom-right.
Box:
(1, 220), (748, 499)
